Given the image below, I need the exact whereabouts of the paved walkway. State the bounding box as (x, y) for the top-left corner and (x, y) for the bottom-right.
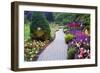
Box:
(37, 29), (68, 61)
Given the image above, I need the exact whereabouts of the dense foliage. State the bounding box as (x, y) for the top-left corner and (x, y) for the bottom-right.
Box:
(44, 12), (54, 22)
(67, 47), (77, 59)
(53, 13), (90, 26)
(30, 12), (51, 41)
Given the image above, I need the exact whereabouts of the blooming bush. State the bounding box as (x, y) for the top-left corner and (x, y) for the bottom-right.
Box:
(67, 22), (80, 28)
(77, 47), (90, 59)
(65, 22), (90, 59)
(68, 40), (90, 59)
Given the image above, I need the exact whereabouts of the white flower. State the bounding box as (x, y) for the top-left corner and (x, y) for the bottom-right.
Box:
(37, 27), (41, 30)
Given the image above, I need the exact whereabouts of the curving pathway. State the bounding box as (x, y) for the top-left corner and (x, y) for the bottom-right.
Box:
(37, 29), (68, 61)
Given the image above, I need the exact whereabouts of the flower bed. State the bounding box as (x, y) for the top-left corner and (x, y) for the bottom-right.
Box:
(24, 39), (53, 61)
(65, 28), (90, 59)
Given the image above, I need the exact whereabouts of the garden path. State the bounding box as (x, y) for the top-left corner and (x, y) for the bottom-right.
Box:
(37, 29), (68, 61)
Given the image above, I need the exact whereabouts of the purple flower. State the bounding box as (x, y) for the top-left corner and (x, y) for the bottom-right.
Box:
(68, 30), (90, 43)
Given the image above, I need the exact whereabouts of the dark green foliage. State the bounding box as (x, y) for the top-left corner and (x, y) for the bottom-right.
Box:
(53, 13), (90, 26)
(30, 12), (51, 41)
(75, 14), (90, 26)
(67, 47), (77, 59)
(54, 13), (76, 25)
(24, 11), (32, 24)
(44, 12), (54, 22)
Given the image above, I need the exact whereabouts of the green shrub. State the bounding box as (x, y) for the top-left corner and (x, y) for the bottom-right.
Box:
(30, 12), (51, 41)
(65, 34), (74, 43)
(67, 47), (77, 59)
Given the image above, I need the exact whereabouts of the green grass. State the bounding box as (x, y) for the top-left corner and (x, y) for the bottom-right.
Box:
(24, 23), (30, 41)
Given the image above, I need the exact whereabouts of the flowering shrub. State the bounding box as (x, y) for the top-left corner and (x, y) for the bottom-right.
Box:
(67, 23), (80, 27)
(77, 47), (90, 59)
(68, 40), (90, 59)
(65, 22), (90, 59)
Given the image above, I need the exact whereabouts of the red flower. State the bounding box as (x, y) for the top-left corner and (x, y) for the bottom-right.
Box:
(67, 22), (80, 27)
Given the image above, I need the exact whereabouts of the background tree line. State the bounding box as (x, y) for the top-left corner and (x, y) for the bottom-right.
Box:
(24, 11), (90, 26)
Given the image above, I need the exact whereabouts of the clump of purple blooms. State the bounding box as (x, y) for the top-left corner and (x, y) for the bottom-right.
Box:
(65, 23), (90, 59)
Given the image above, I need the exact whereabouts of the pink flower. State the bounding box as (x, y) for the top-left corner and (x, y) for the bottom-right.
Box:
(78, 54), (83, 59)
(83, 49), (87, 53)
(80, 48), (84, 52)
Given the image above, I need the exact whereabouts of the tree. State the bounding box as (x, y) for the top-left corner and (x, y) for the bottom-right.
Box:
(44, 12), (54, 22)
(24, 11), (32, 24)
(74, 14), (90, 26)
(53, 13), (90, 26)
(30, 12), (51, 41)
(54, 13), (76, 25)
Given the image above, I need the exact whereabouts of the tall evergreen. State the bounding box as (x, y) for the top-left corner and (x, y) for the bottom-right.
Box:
(30, 12), (51, 41)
